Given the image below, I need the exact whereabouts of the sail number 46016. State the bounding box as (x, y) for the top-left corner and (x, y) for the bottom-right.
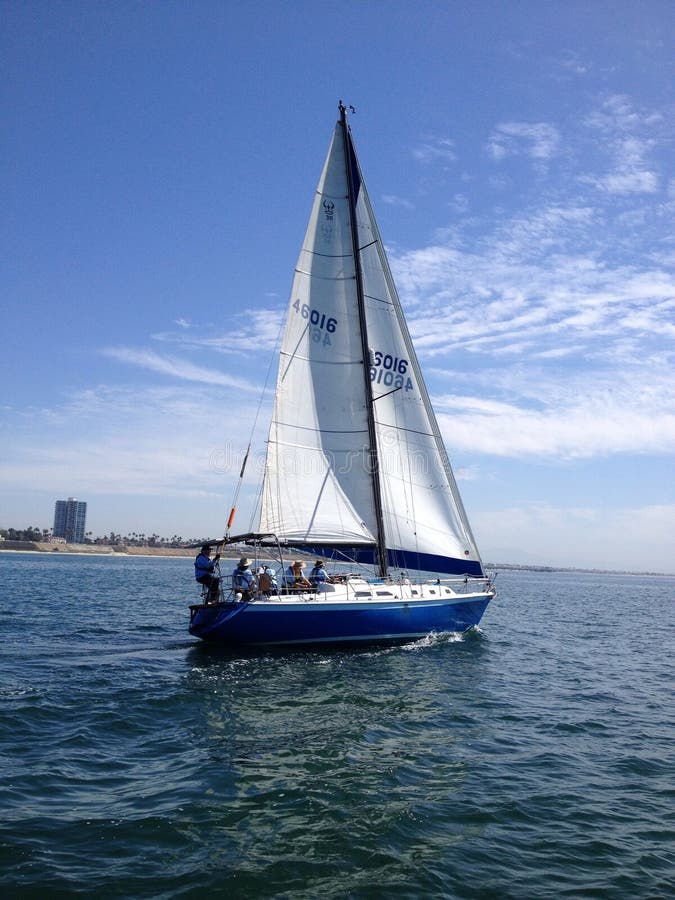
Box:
(293, 300), (337, 346)
(370, 350), (414, 391)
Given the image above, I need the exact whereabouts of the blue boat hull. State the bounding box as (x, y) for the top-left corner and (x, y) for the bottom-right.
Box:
(189, 595), (491, 646)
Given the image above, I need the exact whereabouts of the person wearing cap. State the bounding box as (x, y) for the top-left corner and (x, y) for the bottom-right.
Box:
(286, 560), (312, 590)
(232, 557), (256, 594)
(194, 544), (221, 603)
(310, 559), (331, 588)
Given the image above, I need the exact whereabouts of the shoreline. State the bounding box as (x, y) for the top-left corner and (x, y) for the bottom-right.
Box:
(0, 542), (314, 562)
(0, 544), (672, 577)
(0, 542), (194, 558)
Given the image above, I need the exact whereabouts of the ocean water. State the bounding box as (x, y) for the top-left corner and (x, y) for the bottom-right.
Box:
(1, 552), (673, 899)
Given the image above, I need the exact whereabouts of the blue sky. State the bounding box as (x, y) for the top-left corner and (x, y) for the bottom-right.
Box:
(2, 1), (674, 572)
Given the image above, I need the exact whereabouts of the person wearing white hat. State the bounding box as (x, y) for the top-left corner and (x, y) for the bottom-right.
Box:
(232, 557), (256, 595)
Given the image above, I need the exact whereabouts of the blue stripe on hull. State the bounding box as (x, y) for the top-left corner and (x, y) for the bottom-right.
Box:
(189, 596), (491, 646)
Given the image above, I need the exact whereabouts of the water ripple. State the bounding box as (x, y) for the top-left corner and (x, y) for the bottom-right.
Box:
(1, 556), (674, 897)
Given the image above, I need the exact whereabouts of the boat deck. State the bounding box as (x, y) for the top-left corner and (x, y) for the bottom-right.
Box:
(191, 576), (494, 610)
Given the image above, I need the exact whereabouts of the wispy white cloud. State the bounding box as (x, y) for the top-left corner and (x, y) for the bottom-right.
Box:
(434, 372), (675, 459)
(448, 193), (469, 214)
(389, 101), (675, 463)
(408, 243), (675, 459)
(475, 503), (675, 572)
(487, 122), (560, 163)
(152, 307), (284, 355)
(0, 384), (270, 501)
(557, 50), (590, 76)
(382, 194), (414, 209)
(412, 137), (457, 164)
(102, 347), (260, 391)
(581, 95), (661, 194)
(392, 178), (674, 364)
(581, 140), (659, 194)
(584, 93), (661, 132)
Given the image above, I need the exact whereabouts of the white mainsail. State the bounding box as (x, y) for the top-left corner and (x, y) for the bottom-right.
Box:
(259, 111), (483, 576)
(260, 125), (377, 545)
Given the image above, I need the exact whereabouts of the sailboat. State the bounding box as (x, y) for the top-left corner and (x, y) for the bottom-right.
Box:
(189, 103), (495, 646)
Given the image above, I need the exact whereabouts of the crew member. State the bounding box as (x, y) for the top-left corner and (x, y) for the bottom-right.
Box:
(232, 557), (256, 598)
(286, 560), (312, 590)
(310, 559), (331, 587)
(258, 565), (278, 596)
(194, 544), (221, 603)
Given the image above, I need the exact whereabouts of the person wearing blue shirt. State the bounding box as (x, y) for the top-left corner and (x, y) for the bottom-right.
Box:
(286, 560), (312, 590)
(310, 560), (329, 586)
(232, 557), (256, 597)
(310, 559), (345, 588)
(194, 544), (221, 603)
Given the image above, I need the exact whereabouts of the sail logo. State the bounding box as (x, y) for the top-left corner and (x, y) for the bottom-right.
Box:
(320, 199), (335, 241)
(293, 299), (337, 347)
(370, 349), (414, 392)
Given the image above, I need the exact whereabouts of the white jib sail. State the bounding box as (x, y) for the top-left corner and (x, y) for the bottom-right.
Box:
(352, 153), (482, 569)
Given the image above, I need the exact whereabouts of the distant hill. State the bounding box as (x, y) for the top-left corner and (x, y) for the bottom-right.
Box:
(486, 561), (671, 577)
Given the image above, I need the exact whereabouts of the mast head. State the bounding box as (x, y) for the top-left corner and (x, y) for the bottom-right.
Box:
(338, 101), (356, 121)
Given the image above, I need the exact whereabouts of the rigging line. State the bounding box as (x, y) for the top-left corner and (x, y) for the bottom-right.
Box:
(303, 249), (353, 259)
(269, 421), (368, 434)
(314, 188), (348, 200)
(278, 353), (361, 366)
(246, 312), (285, 453)
(382, 390), (407, 567)
(376, 421), (436, 438)
(228, 312), (285, 536)
(305, 467), (334, 537)
(294, 268), (355, 281)
(364, 293), (394, 305)
(371, 386), (403, 403)
(248, 474), (265, 534)
(318, 544), (371, 574)
(280, 321), (310, 382)
(401, 395), (422, 576)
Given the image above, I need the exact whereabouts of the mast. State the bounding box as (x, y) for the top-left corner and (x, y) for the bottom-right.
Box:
(339, 101), (388, 578)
